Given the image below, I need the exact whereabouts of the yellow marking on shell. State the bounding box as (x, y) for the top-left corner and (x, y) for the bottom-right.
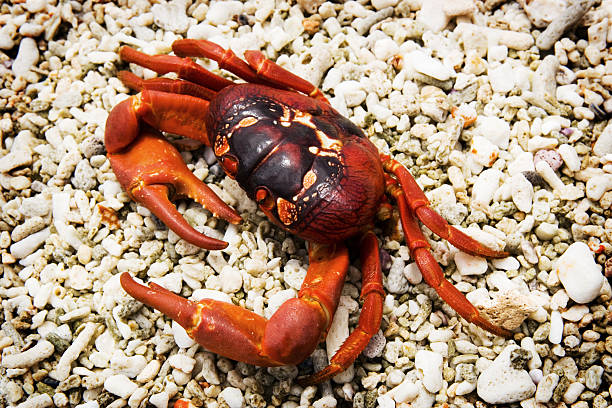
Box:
(279, 106), (292, 126)
(291, 111), (315, 128)
(277, 197), (298, 225)
(214, 136), (230, 156)
(237, 116), (258, 128)
(315, 129), (342, 152)
(309, 145), (340, 158)
(302, 170), (317, 190)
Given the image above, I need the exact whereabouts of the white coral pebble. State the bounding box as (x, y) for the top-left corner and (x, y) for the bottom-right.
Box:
(454, 252), (488, 275)
(477, 345), (536, 403)
(1, 340), (54, 368)
(12, 37), (39, 77)
(104, 374), (138, 399)
(218, 387), (244, 408)
(586, 174), (612, 201)
(555, 242), (604, 303)
(415, 350), (443, 393)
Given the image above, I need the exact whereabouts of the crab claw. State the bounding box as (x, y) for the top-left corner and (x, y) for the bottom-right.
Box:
(120, 273), (199, 328)
(108, 128), (241, 250)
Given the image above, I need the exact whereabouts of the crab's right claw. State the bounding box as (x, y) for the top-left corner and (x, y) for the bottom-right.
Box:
(107, 126), (241, 250)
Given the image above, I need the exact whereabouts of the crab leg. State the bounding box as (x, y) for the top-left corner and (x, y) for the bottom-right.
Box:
(383, 157), (509, 258)
(119, 241), (350, 370)
(108, 130), (240, 249)
(105, 90), (241, 249)
(119, 46), (233, 91)
(118, 70), (217, 100)
(171, 39), (329, 103)
(172, 39), (264, 85)
(386, 181), (512, 338)
(299, 231), (384, 385)
(243, 50), (329, 103)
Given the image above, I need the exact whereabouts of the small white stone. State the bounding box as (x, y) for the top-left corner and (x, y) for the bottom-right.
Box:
(414, 350), (443, 393)
(511, 173), (534, 213)
(389, 379), (419, 403)
(12, 37), (39, 77)
(218, 387), (244, 408)
(385, 257), (410, 293)
(488, 63), (515, 94)
(470, 136), (499, 167)
(476, 345), (536, 404)
(374, 38), (400, 61)
(550, 290), (570, 310)
(136, 360), (161, 383)
(376, 394), (394, 408)
(563, 382), (585, 404)
(549, 310), (563, 344)
(529, 369), (544, 384)
(25, 0), (47, 13)
(593, 122), (612, 156)
(408, 50), (454, 81)
(555, 242), (604, 303)
(492, 256), (520, 271)
(508, 151), (535, 175)
(220, 265), (242, 293)
(558, 144), (581, 172)
(403, 262), (422, 284)
(535, 373), (559, 403)
(417, 0), (450, 32)
(454, 252), (488, 275)
(586, 174), (612, 201)
(168, 354), (196, 374)
(472, 169), (503, 208)
(1, 340), (54, 368)
(556, 84), (584, 107)
(560, 304), (589, 322)
(104, 374), (138, 399)
(151, 1), (189, 33)
(312, 395), (337, 408)
(372, 0), (399, 9)
(474, 116), (510, 149)
(149, 392), (169, 408)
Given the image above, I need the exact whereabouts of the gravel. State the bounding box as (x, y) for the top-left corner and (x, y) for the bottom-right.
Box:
(0, 0), (611, 407)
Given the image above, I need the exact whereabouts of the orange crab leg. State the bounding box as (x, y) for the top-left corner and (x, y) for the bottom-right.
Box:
(172, 39), (265, 85)
(387, 181), (512, 338)
(299, 231), (384, 385)
(120, 241), (350, 370)
(119, 46), (233, 91)
(382, 157), (508, 259)
(118, 70), (217, 100)
(108, 130), (240, 249)
(243, 50), (329, 103)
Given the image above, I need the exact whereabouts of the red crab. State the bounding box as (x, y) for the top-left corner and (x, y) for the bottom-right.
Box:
(105, 39), (511, 385)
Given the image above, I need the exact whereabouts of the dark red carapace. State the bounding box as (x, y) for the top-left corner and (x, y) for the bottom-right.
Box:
(105, 39), (511, 385)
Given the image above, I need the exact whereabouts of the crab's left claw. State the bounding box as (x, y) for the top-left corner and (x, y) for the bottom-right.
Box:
(107, 126), (241, 250)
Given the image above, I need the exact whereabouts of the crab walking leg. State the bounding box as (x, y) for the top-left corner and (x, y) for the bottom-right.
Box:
(243, 50), (330, 103)
(108, 131), (240, 249)
(117, 71), (217, 100)
(119, 242), (350, 371)
(299, 231), (384, 385)
(383, 157), (509, 259)
(172, 39), (265, 85)
(391, 189), (512, 338)
(119, 46), (233, 91)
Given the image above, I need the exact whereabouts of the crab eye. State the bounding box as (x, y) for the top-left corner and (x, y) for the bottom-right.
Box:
(221, 154), (239, 178)
(255, 187), (275, 210)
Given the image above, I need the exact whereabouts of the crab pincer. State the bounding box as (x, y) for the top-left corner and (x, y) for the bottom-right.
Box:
(105, 123), (240, 250)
